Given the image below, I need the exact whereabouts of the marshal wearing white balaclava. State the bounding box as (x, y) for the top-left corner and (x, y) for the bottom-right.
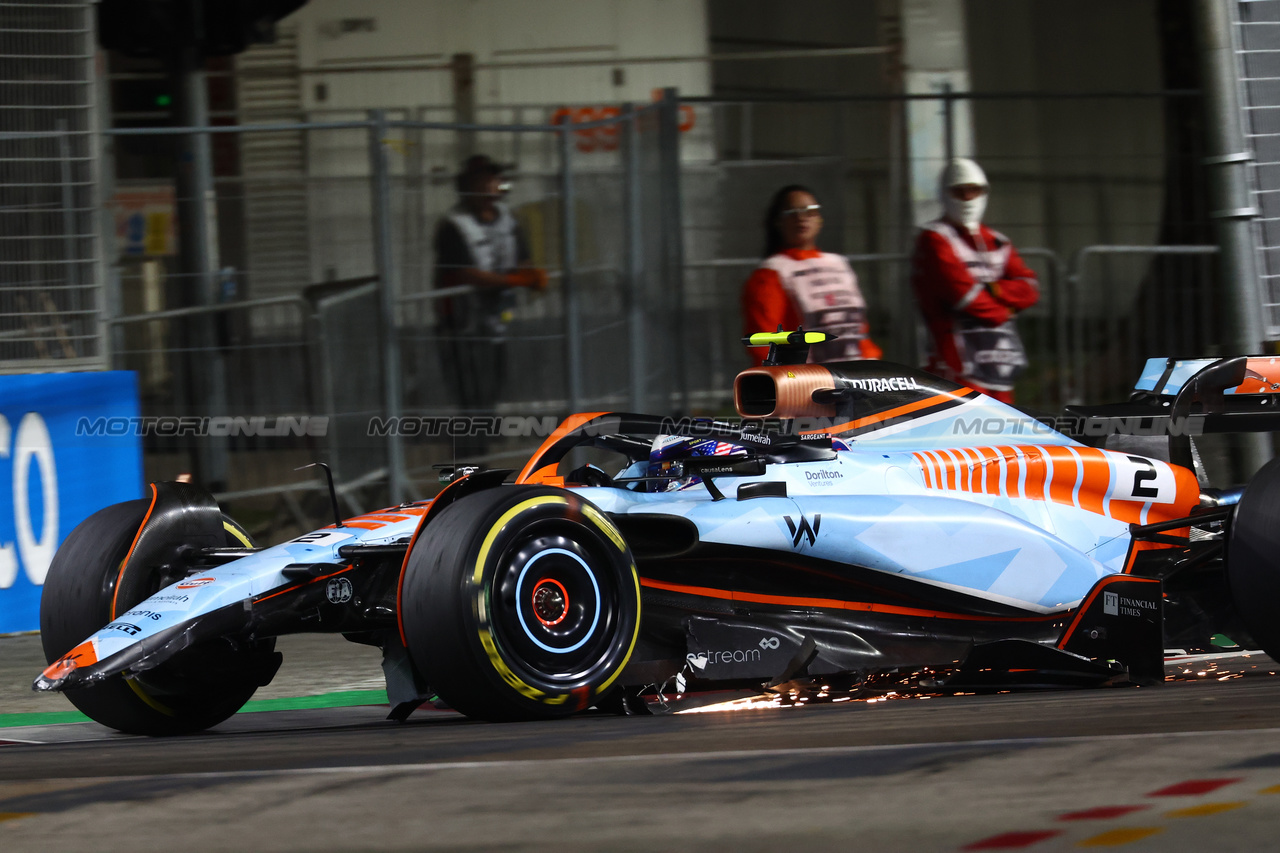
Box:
(913, 156), (1040, 402)
(941, 157), (988, 233)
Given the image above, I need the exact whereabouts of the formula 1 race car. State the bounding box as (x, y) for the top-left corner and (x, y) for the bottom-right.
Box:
(33, 332), (1280, 734)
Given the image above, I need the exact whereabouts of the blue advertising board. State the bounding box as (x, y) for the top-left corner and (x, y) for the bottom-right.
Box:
(0, 372), (143, 634)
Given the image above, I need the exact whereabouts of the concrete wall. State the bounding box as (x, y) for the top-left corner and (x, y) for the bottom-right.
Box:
(287, 0), (711, 114)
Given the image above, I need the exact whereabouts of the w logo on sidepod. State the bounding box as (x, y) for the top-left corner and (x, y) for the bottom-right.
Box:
(783, 513), (821, 548)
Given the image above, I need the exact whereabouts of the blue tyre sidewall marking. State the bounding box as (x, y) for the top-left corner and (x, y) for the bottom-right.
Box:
(514, 547), (601, 654)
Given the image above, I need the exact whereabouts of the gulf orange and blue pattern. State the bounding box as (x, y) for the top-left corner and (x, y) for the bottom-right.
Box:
(910, 445), (1200, 526)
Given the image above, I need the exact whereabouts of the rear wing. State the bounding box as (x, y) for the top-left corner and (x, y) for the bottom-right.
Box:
(1064, 356), (1280, 471)
(1133, 356), (1280, 398)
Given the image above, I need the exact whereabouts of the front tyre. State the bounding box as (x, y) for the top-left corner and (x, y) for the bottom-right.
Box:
(40, 498), (277, 736)
(401, 486), (641, 721)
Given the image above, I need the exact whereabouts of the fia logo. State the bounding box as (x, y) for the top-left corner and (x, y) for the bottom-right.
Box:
(783, 513), (821, 548)
(1103, 591), (1119, 616)
(326, 576), (354, 605)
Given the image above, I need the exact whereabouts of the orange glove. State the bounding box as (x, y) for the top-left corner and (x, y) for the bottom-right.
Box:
(505, 268), (548, 291)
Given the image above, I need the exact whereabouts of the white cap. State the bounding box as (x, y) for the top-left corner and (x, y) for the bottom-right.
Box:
(942, 157), (988, 189)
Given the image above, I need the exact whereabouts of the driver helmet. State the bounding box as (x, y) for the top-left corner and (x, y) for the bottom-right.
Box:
(646, 433), (746, 492)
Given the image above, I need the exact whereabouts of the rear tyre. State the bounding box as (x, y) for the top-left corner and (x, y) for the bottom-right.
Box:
(40, 499), (277, 736)
(400, 486), (641, 721)
(1227, 456), (1280, 661)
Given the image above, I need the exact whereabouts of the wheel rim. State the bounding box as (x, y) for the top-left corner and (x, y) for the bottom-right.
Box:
(490, 525), (621, 687)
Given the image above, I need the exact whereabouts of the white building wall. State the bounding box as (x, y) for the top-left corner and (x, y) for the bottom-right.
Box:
(250, 0), (711, 286)
(289, 0), (710, 113)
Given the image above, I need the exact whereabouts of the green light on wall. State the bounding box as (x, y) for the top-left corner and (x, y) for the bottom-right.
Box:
(155, 94), (172, 107)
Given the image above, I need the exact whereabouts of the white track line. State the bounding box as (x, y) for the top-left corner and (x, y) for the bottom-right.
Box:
(23, 725), (1280, 785)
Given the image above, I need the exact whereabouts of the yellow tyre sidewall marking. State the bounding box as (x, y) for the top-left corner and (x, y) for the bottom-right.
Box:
(471, 493), (640, 706)
(598, 560), (641, 694)
(125, 675), (176, 717)
(581, 502), (626, 553)
(222, 518), (254, 548)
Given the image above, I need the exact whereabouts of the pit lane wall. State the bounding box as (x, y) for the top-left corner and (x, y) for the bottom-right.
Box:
(0, 373), (143, 634)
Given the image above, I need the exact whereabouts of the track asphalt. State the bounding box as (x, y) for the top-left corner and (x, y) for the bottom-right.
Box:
(5, 633), (1280, 851)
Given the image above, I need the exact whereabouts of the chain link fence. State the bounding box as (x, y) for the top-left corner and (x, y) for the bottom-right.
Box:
(1235, 0), (1280, 338)
(0, 0), (103, 371)
(98, 102), (682, 527)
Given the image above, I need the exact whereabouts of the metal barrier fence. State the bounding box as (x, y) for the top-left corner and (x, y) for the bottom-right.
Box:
(1067, 245), (1221, 406)
(0, 0), (103, 371)
(1235, 0), (1280, 338)
(100, 101), (683, 516)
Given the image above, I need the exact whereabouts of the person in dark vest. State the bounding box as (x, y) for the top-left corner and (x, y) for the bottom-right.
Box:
(434, 155), (546, 438)
(741, 184), (882, 366)
(911, 158), (1039, 404)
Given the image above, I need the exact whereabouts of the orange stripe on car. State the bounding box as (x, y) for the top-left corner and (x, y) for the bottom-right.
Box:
(938, 450), (958, 490)
(920, 451), (939, 489)
(931, 449), (951, 490)
(1022, 445), (1049, 502)
(919, 451), (940, 489)
(516, 411), (611, 483)
(1073, 447), (1111, 515)
(966, 447), (987, 493)
(973, 445), (999, 495)
(640, 578), (1057, 623)
(913, 452), (932, 489)
(956, 448), (975, 491)
(1043, 445), (1080, 507)
(914, 443), (1162, 526)
(990, 446), (1011, 497)
(964, 447), (986, 494)
(801, 388), (976, 435)
(256, 564), (354, 604)
(948, 448), (969, 491)
(112, 482), (158, 620)
(1002, 446), (1024, 498)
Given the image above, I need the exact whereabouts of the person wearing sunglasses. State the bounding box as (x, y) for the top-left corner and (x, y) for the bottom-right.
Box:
(741, 184), (882, 366)
(911, 158), (1039, 403)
